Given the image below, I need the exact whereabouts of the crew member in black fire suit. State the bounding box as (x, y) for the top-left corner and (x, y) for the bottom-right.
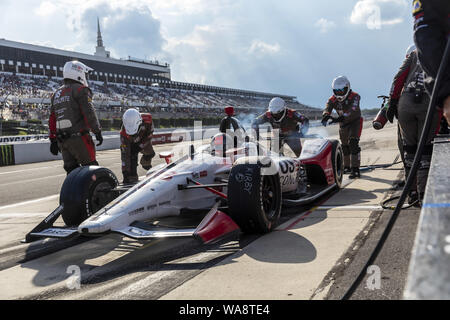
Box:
(412, 0), (450, 123)
(387, 44), (440, 205)
(49, 60), (103, 174)
(322, 76), (363, 179)
(120, 108), (155, 184)
(252, 97), (309, 157)
(219, 106), (246, 147)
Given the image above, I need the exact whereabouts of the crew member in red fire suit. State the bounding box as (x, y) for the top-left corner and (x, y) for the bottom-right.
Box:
(387, 44), (440, 205)
(412, 0), (450, 124)
(252, 97), (309, 157)
(322, 76), (363, 179)
(49, 60), (103, 174)
(120, 108), (155, 184)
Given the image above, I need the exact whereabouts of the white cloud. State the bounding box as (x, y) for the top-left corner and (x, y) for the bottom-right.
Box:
(248, 40), (280, 56)
(315, 18), (336, 33)
(350, 0), (407, 30)
(35, 1), (58, 16)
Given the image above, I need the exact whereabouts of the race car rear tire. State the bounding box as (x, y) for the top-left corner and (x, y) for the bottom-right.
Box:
(331, 139), (344, 189)
(60, 166), (118, 226)
(227, 163), (282, 233)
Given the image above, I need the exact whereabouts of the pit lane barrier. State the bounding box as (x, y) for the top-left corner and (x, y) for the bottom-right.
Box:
(404, 135), (450, 299)
(0, 127), (219, 166)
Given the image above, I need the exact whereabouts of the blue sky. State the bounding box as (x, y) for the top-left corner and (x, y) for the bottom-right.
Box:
(0, 0), (415, 109)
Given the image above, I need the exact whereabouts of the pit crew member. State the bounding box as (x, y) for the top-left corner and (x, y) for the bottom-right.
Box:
(322, 76), (363, 179)
(252, 97), (309, 157)
(49, 60), (103, 174)
(120, 108), (155, 184)
(387, 44), (440, 205)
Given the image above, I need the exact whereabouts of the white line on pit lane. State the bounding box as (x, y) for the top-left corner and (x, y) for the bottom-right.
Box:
(1, 174), (67, 186)
(0, 174), (147, 211)
(0, 213), (50, 218)
(0, 165), (61, 175)
(316, 205), (383, 211)
(0, 194), (59, 211)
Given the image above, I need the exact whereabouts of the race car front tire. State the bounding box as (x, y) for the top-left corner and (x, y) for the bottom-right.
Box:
(331, 139), (344, 189)
(227, 163), (282, 233)
(60, 166), (118, 226)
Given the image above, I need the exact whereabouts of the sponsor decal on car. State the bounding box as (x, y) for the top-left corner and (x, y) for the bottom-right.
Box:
(128, 207), (144, 216)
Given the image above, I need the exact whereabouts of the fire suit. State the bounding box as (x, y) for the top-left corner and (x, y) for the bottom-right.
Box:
(323, 91), (363, 169)
(220, 116), (246, 146)
(412, 0), (450, 107)
(389, 49), (440, 198)
(120, 113), (155, 183)
(49, 79), (101, 174)
(252, 109), (309, 157)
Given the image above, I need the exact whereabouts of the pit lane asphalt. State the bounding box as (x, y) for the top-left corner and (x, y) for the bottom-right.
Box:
(0, 122), (414, 300)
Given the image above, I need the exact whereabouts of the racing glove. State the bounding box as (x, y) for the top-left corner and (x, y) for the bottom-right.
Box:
(321, 114), (331, 127)
(95, 132), (103, 146)
(386, 99), (398, 123)
(330, 116), (345, 124)
(50, 138), (59, 155)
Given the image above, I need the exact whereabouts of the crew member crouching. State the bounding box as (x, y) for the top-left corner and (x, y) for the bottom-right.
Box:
(120, 108), (155, 184)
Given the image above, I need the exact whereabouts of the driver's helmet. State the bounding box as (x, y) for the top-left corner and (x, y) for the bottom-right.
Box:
(122, 108), (142, 136)
(210, 133), (233, 156)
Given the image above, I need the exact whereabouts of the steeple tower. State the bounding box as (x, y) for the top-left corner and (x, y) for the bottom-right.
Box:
(94, 17), (110, 58)
(97, 17), (104, 48)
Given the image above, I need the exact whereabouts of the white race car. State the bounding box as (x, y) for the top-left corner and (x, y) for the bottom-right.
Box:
(25, 134), (343, 244)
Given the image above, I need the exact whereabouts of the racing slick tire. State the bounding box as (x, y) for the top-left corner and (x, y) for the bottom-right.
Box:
(331, 139), (344, 189)
(60, 166), (119, 226)
(227, 162), (282, 233)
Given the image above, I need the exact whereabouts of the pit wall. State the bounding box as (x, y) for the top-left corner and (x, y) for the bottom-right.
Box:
(0, 128), (217, 166)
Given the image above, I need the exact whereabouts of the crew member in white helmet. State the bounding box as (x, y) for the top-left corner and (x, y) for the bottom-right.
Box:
(322, 76), (363, 179)
(48, 60), (102, 174)
(120, 108), (155, 184)
(252, 97), (309, 157)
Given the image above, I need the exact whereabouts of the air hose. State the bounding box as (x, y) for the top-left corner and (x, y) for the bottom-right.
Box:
(342, 37), (450, 300)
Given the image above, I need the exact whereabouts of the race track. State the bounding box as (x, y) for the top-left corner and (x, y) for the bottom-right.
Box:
(0, 122), (413, 300)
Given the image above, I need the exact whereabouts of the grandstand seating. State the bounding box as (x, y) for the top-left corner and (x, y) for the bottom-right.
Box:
(0, 72), (322, 122)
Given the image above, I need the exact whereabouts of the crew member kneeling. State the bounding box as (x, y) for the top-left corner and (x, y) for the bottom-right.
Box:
(120, 108), (155, 184)
(49, 60), (103, 174)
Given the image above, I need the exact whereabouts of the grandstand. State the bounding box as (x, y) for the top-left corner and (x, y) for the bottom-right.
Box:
(0, 20), (322, 125)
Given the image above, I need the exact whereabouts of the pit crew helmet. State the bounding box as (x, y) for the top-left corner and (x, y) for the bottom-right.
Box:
(225, 106), (234, 116)
(268, 97), (286, 121)
(122, 108), (142, 136)
(406, 44), (416, 57)
(332, 76), (351, 102)
(63, 60), (93, 87)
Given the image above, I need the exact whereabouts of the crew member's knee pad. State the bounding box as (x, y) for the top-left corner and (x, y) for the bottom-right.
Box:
(418, 154), (432, 170)
(349, 138), (361, 155)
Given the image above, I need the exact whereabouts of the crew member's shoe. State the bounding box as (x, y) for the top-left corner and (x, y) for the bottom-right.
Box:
(407, 190), (419, 206)
(344, 167), (351, 174)
(349, 167), (360, 179)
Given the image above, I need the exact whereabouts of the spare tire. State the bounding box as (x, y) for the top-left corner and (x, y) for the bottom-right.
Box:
(227, 163), (282, 233)
(60, 166), (118, 226)
(330, 139), (344, 189)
